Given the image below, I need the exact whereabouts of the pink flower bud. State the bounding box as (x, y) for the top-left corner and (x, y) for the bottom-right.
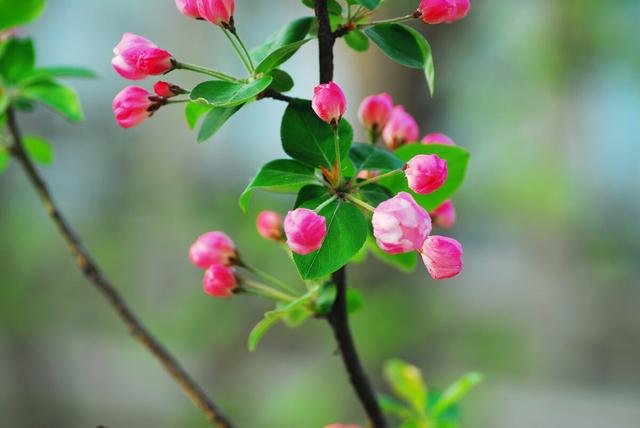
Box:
(358, 93), (394, 132)
(418, 0), (470, 24)
(422, 133), (455, 146)
(382, 106), (419, 150)
(357, 170), (380, 180)
(112, 86), (153, 128)
(197, 0), (235, 27)
(372, 192), (432, 254)
(153, 81), (186, 98)
(312, 82), (347, 126)
(430, 200), (457, 229)
(256, 210), (283, 241)
(203, 265), (238, 298)
(404, 154), (448, 195)
(450, 0), (471, 22)
(175, 0), (201, 18)
(421, 235), (463, 279)
(325, 425), (361, 428)
(284, 208), (327, 255)
(112, 33), (174, 81)
(189, 231), (237, 269)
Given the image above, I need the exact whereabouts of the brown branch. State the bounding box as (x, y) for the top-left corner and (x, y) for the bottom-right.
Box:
(5, 107), (235, 428)
(258, 89), (294, 103)
(313, 1), (388, 427)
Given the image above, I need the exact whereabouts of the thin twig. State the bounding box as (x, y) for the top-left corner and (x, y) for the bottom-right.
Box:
(5, 107), (235, 428)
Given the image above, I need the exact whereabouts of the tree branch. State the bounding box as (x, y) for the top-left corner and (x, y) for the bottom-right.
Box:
(5, 107), (235, 428)
(313, 1), (388, 427)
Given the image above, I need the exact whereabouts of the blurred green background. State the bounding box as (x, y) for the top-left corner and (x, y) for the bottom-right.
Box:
(1, 0), (639, 427)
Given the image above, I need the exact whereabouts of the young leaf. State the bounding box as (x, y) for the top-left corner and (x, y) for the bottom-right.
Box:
(368, 235), (418, 273)
(314, 283), (365, 315)
(0, 38), (35, 84)
(365, 24), (435, 96)
(378, 394), (414, 420)
(23, 135), (53, 164)
(197, 105), (241, 143)
(431, 372), (484, 417)
(251, 17), (314, 65)
(185, 101), (212, 130)
(293, 200), (367, 280)
(255, 38), (312, 74)
(0, 0), (46, 31)
(281, 99), (353, 169)
(21, 80), (84, 122)
(379, 144), (470, 211)
(0, 149), (9, 173)
(344, 30), (370, 52)
(190, 77), (273, 108)
(349, 143), (405, 172)
(384, 359), (429, 415)
(239, 159), (319, 212)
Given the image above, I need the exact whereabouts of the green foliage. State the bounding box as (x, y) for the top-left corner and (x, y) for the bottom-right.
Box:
(281, 99), (353, 169)
(21, 79), (84, 122)
(293, 200), (368, 280)
(384, 359), (428, 414)
(240, 159), (320, 212)
(347, 0), (383, 10)
(314, 282), (365, 315)
(268, 69), (295, 93)
(251, 17), (314, 65)
(300, 0), (343, 15)
(21, 66), (96, 84)
(255, 39), (312, 74)
(197, 105), (241, 143)
(0, 0), (46, 32)
(380, 144), (470, 211)
(0, 148), (8, 173)
(190, 77), (273, 108)
(23, 135), (52, 164)
(368, 234), (419, 273)
(0, 38), (35, 84)
(184, 101), (212, 130)
(349, 143), (404, 172)
(344, 30), (370, 52)
(365, 24), (435, 97)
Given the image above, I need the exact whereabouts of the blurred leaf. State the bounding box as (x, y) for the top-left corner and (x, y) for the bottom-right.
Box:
(365, 24), (435, 96)
(251, 17), (314, 64)
(350, 143), (404, 172)
(344, 29), (370, 52)
(0, 0), (45, 31)
(0, 38), (35, 84)
(190, 77), (273, 107)
(349, 0), (382, 10)
(255, 39), (312, 74)
(197, 105), (241, 143)
(380, 144), (470, 211)
(293, 200), (367, 280)
(350, 241), (369, 264)
(22, 79), (84, 122)
(368, 234), (418, 273)
(0, 149), (9, 173)
(314, 283), (365, 315)
(431, 372), (484, 418)
(240, 159), (319, 212)
(268, 69), (295, 93)
(379, 394), (414, 420)
(384, 359), (428, 414)
(23, 135), (52, 164)
(277, 301), (312, 328)
(184, 101), (212, 130)
(300, 0), (342, 15)
(21, 66), (96, 84)
(281, 99), (353, 168)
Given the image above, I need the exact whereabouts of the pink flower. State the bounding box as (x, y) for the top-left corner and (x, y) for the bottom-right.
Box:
(358, 93), (394, 132)
(197, 0), (235, 27)
(372, 192), (432, 254)
(418, 0), (470, 24)
(284, 208), (327, 255)
(324, 425), (361, 428)
(422, 133), (455, 146)
(112, 86), (153, 128)
(203, 265), (238, 298)
(421, 235), (463, 279)
(382, 106), (419, 150)
(404, 154), (448, 195)
(112, 33), (174, 81)
(153, 81), (186, 98)
(257, 210), (283, 241)
(430, 200), (457, 229)
(175, 0), (201, 18)
(312, 82), (347, 126)
(189, 231), (237, 269)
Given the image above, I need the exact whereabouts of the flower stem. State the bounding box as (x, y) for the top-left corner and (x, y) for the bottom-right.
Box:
(333, 126), (342, 182)
(222, 29), (253, 75)
(358, 14), (417, 29)
(346, 195), (376, 213)
(244, 264), (299, 296)
(243, 279), (296, 302)
(173, 61), (239, 82)
(314, 195), (338, 213)
(165, 99), (191, 105)
(354, 168), (403, 188)
(231, 29), (256, 74)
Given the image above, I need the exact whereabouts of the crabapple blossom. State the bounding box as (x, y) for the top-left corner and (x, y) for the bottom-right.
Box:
(284, 208), (327, 255)
(358, 93), (394, 132)
(189, 231), (237, 269)
(112, 86), (154, 128)
(418, 0), (470, 24)
(256, 210), (283, 241)
(421, 235), (463, 279)
(203, 265), (238, 298)
(312, 82), (347, 126)
(430, 199), (457, 229)
(112, 33), (173, 80)
(175, 0), (201, 18)
(382, 106), (419, 150)
(197, 0), (235, 28)
(404, 154), (448, 195)
(372, 192), (432, 254)
(422, 133), (455, 146)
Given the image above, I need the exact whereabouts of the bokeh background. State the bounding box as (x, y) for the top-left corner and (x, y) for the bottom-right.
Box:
(1, 0), (639, 427)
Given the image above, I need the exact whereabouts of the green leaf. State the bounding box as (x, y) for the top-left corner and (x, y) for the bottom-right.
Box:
(255, 38), (312, 74)
(190, 77), (273, 108)
(301, 0), (343, 15)
(349, 143), (405, 173)
(352, 0), (382, 10)
(344, 29), (370, 52)
(293, 200), (367, 280)
(379, 144), (470, 211)
(359, 183), (391, 207)
(251, 17), (314, 65)
(294, 184), (331, 209)
(268, 69), (294, 93)
(281, 99), (353, 168)
(368, 234), (418, 273)
(239, 159), (319, 212)
(22, 79), (84, 122)
(23, 135), (52, 164)
(365, 24), (435, 96)
(0, 0), (46, 31)
(21, 66), (96, 84)
(0, 149), (9, 174)
(0, 38), (35, 84)
(197, 105), (241, 143)
(314, 283), (365, 315)
(184, 101), (212, 130)
(379, 394), (414, 420)
(384, 359), (428, 414)
(431, 372), (484, 417)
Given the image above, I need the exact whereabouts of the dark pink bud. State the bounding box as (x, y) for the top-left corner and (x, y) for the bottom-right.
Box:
(358, 93), (394, 132)
(256, 210), (283, 241)
(404, 154), (448, 195)
(312, 82), (347, 126)
(203, 265), (238, 298)
(430, 199), (457, 229)
(422, 133), (455, 146)
(112, 86), (153, 128)
(421, 235), (463, 279)
(189, 231), (237, 269)
(153, 81), (187, 98)
(382, 106), (419, 150)
(284, 208), (327, 255)
(418, 0), (470, 24)
(197, 0), (235, 28)
(112, 33), (174, 81)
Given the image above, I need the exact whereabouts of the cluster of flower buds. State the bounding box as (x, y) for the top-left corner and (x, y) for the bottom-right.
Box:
(372, 192), (463, 279)
(189, 231), (239, 297)
(417, 0), (471, 25)
(112, 81), (187, 128)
